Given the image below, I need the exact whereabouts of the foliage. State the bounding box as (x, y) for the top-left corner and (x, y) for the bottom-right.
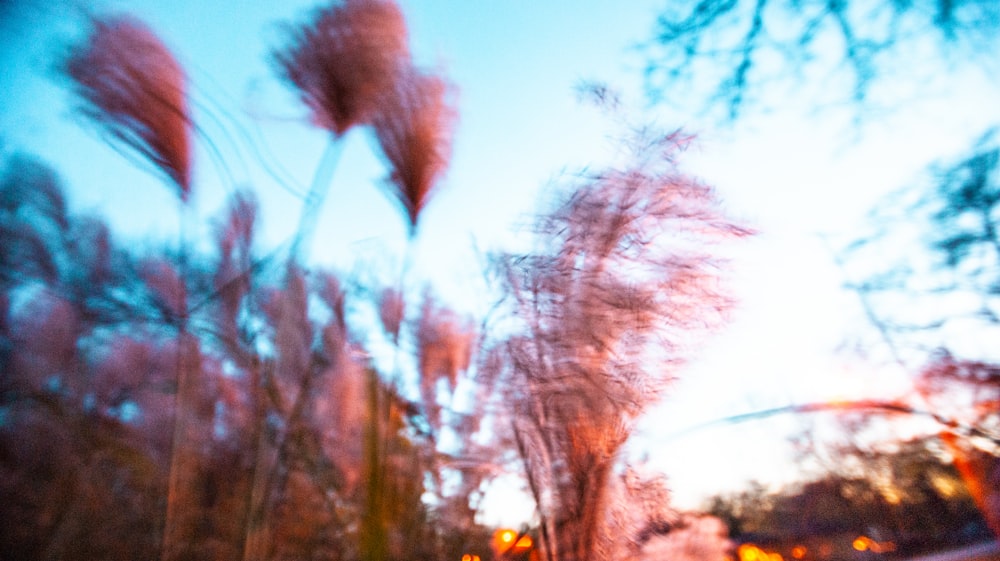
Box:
(6, 2), (471, 559)
(639, 514), (732, 561)
(271, 0), (455, 242)
(833, 129), (1000, 537)
(0, 125), (744, 561)
(483, 126), (750, 561)
(706, 437), (992, 557)
(644, 0), (1000, 120)
(841, 129), (1000, 362)
(0, 156), (496, 560)
(2, 3), (755, 560)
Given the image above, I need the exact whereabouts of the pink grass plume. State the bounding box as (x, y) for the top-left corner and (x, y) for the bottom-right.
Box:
(372, 67), (456, 234)
(272, 0), (410, 137)
(65, 15), (192, 201)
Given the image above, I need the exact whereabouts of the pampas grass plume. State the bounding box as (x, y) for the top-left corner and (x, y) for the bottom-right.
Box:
(272, 0), (410, 137)
(373, 68), (456, 233)
(65, 15), (192, 201)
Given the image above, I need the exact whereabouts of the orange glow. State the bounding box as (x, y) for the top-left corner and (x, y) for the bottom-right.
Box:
(738, 543), (784, 561)
(514, 535), (534, 551)
(882, 487), (902, 505)
(492, 529), (524, 556)
(739, 544), (770, 561)
(853, 537), (870, 552)
(791, 545), (807, 559)
(462, 555), (471, 561)
(852, 536), (895, 553)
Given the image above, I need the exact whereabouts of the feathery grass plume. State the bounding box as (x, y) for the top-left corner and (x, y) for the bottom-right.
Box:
(415, 291), (474, 432)
(213, 191), (259, 349)
(65, 15), (192, 200)
(372, 67), (456, 233)
(272, 0), (410, 137)
(65, 24), (197, 555)
(315, 270), (347, 329)
(378, 286), (404, 342)
(490, 126), (751, 561)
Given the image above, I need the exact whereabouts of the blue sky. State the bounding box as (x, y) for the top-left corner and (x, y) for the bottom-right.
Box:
(3, 0), (1000, 518)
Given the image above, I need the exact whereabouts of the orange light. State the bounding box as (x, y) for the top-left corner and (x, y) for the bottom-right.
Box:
(513, 535), (533, 552)
(492, 529), (521, 556)
(853, 537), (870, 552)
(462, 555), (471, 561)
(739, 544), (767, 561)
(791, 546), (807, 559)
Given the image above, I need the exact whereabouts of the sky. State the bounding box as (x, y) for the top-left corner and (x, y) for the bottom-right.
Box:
(3, 0), (1000, 520)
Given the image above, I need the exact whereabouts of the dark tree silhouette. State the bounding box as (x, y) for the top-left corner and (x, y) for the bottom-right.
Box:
(835, 129), (1000, 538)
(707, 436), (992, 555)
(838, 130), (999, 365)
(644, 0), (1000, 120)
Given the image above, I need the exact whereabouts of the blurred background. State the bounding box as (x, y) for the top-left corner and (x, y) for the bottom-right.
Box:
(1, 0), (998, 560)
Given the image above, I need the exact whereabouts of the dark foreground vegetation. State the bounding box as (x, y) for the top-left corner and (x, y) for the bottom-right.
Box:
(708, 435), (996, 561)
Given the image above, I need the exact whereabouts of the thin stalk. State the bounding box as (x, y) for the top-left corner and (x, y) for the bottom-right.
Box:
(289, 137), (345, 266)
(162, 199), (195, 561)
(238, 135), (343, 560)
(361, 368), (388, 561)
(256, 342), (317, 560)
(240, 363), (270, 561)
(513, 422), (556, 561)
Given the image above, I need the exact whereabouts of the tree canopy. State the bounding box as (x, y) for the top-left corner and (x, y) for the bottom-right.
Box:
(644, 0), (1000, 120)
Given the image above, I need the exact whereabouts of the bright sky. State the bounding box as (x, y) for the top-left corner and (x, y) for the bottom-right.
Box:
(3, 0), (999, 520)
